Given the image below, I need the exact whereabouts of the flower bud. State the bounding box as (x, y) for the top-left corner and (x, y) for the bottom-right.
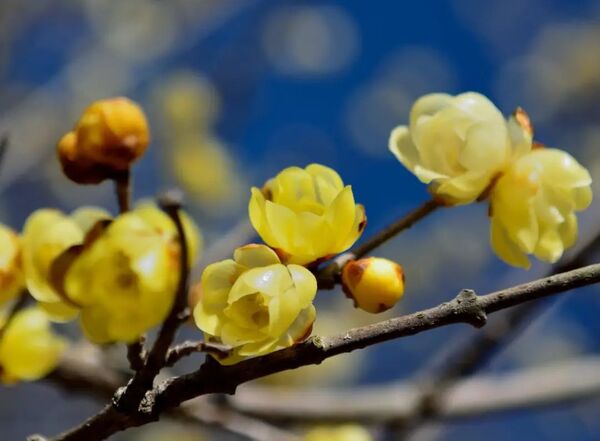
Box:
(56, 97), (150, 184)
(75, 97), (150, 170)
(57, 131), (111, 185)
(341, 257), (405, 313)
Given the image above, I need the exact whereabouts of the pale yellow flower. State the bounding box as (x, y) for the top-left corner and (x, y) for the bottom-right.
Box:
(304, 425), (373, 441)
(490, 148), (592, 268)
(0, 225), (24, 305)
(22, 207), (111, 321)
(62, 203), (200, 343)
(0, 307), (67, 383)
(194, 244), (317, 365)
(341, 257), (405, 313)
(249, 164), (366, 265)
(389, 92), (516, 205)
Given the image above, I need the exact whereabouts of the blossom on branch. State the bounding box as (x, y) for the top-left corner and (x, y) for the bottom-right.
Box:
(194, 244), (317, 365)
(55, 203), (200, 343)
(490, 148), (592, 268)
(389, 92), (513, 205)
(249, 164), (366, 265)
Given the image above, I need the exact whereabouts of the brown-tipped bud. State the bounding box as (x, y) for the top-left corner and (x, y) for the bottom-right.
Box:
(57, 131), (112, 184)
(341, 257), (405, 313)
(75, 97), (150, 171)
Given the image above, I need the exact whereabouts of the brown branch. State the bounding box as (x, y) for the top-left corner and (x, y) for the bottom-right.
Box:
(227, 355), (600, 422)
(317, 198), (442, 288)
(114, 170), (131, 213)
(42, 263), (599, 440)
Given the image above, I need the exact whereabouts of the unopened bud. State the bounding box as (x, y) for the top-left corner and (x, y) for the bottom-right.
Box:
(341, 257), (405, 313)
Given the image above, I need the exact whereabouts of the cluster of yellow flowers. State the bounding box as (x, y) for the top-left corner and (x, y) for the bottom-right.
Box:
(390, 92), (592, 268)
(0, 88), (592, 380)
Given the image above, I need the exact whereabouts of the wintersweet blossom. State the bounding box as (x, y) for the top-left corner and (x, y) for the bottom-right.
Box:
(0, 307), (67, 383)
(342, 257), (405, 313)
(490, 148), (592, 268)
(22, 207), (111, 321)
(194, 244), (317, 365)
(0, 225), (24, 305)
(389, 92), (513, 205)
(249, 164), (366, 265)
(59, 203), (200, 343)
(57, 97), (150, 183)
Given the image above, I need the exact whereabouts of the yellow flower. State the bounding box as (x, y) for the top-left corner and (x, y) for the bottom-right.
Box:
(490, 148), (592, 268)
(249, 164), (366, 265)
(0, 225), (24, 305)
(0, 307), (67, 383)
(61, 204), (201, 343)
(194, 244), (317, 365)
(389, 92), (515, 205)
(57, 97), (150, 184)
(22, 207), (111, 321)
(341, 257), (405, 313)
(304, 425), (373, 441)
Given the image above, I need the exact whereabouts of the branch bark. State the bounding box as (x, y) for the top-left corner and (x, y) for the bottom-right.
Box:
(46, 263), (600, 440)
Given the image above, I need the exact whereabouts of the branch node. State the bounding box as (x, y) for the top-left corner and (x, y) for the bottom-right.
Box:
(451, 289), (487, 328)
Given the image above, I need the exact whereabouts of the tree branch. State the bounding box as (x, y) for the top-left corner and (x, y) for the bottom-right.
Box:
(42, 263), (599, 440)
(165, 340), (231, 367)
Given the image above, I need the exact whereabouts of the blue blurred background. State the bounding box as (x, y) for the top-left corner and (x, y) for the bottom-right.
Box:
(1, 0), (599, 440)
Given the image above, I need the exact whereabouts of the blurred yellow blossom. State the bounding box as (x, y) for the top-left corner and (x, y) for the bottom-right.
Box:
(60, 203), (200, 343)
(22, 207), (111, 321)
(342, 257), (405, 313)
(194, 244), (317, 365)
(490, 148), (592, 268)
(0, 225), (24, 305)
(304, 425), (373, 441)
(249, 164), (366, 265)
(0, 307), (67, 383)
(57, 97), (150, 184)
(170, 136), (244, 214)
(389, 92), (513, 205)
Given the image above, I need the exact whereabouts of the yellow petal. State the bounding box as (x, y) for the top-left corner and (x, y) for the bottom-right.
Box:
(287, 264), (318, 308)
(248, 187), (279, 247)
(234, 244), (281, 268)
(389, 125), (420, 173)
(490, 218), (530, 269)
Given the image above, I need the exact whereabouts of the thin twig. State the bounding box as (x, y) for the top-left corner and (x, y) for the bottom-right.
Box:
(317, 198), (441, 288)
(114, 170), (131, 213)
(165, 340), (231, 367)
(126, 337), (147, 372)
(45, 263), (600, 440)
